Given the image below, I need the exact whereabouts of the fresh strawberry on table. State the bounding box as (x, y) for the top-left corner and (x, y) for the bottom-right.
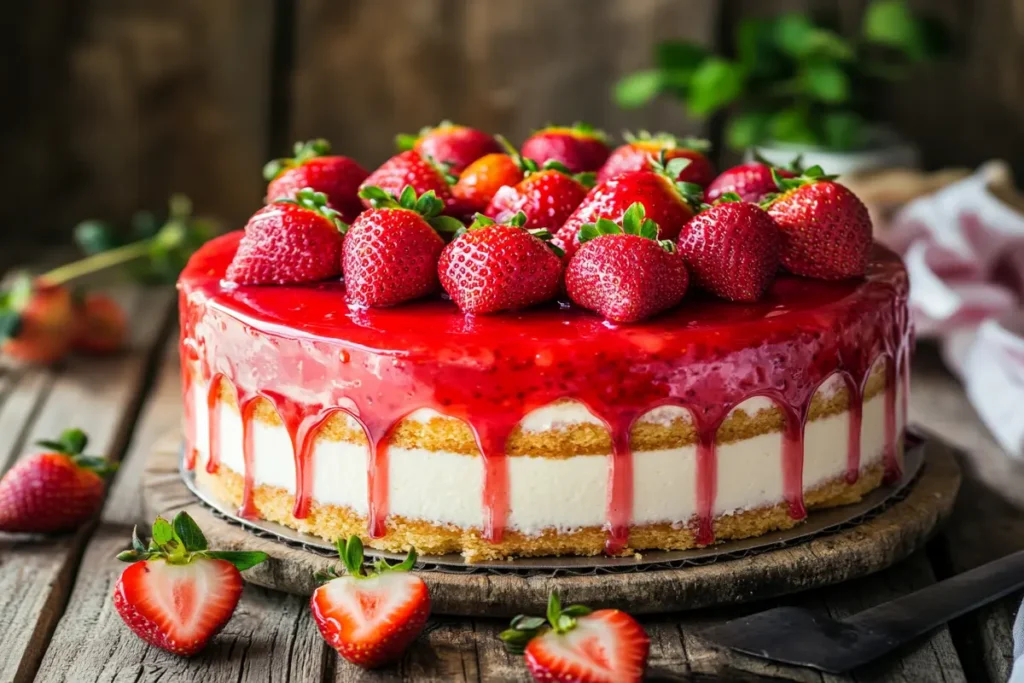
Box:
(598, 131), (715, 187)
(521, 122), (611, 174)
(765, 166), (873, 280)
(226, 188), (346, 285)
(72, 292), (127, 354)
(439, 212), (564, 315)
(705, 157), (802, 204)
(0, 428), (115, 533)
(451, 152), (524, 217)
(360, 150), (456, 211)
(484, 157), (591, 231)
(264, 139), (369, 223)
(0, 276), (75, 365)
(555, 153), (703, 260)
(677, 195), (781, 302)
(113, 511), (268, 656)
(500, 591), (650, 683)
(344, 185), (464, 308)
(395, 120), (501, 174)
(311, 535), (430, 669)
(566, 202), (689, 323)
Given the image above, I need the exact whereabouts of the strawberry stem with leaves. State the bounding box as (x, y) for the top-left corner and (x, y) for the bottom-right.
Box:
(314, 535), (417, 583)
(36, 427), (117, 477)
(117, 511), (268, 571)
(499, 592), (592, 655)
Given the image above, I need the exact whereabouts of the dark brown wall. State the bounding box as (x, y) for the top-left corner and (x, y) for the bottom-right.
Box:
(2, 0), (1022, 244)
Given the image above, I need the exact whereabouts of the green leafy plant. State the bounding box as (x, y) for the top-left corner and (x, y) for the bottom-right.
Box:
(615, 0), (949, 151)
(74, 195), (220, 285)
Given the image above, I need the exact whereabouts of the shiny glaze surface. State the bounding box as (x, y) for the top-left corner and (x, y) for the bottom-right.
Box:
(180, 231), (912, 553)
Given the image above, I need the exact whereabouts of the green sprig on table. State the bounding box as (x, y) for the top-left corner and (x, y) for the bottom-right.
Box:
(615, 0), (950, 151)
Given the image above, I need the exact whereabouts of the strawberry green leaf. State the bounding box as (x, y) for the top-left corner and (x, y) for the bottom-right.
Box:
(622, 202), (647, 234)
(546, 591), (562, 627)
(263, 139), (331, 181)
(399, 184), (418, 210)
(152, 517), (175, 548)
(116, 550), (148, 563)
(429, 216), (466, 235)
(358, 186), (394, 206)
(508, 212), (528, 228)
(561, 605), (593, 618)
(131, 526), (147, 553)
(614, 70), (664, 109)
(469, 214), (497, 231)
(575, 171), (597, 189)
(714, 192), (744, 204)
(72, 455), (118, 477)
(0, 310), (21, 343)
(394, 132), (419, 152)
(510, 615), (547, 631)
(173, 511), (208, 552)
(665, 157), (693, 179)
(61, 428), (88, 454)
(277, 188), (347, 231)
(345, 535), (365, 576)
(205, 550), (269, 572)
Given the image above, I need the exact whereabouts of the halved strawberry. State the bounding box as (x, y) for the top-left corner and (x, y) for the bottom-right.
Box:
(566, 203), (689, 323)
(598, 131), (714, 187)
(113, 512), (268, 656)
(705, 156), (801, 204)
(677, 195), (781, 302)
(344, 185), (464, 308)
(439, 212), (564, 315)
(765, 166), (873, 280)
(0, 428), (115, 533)
(0, 277), (74, 365)
(226, 189), (346, 285)
(311, 536), (430, 669)
(521, 122), (611, 174)
(555, 153), (703, 260)
(264, 139), (370, 222)
(360, 150), (455, 211)
(395, 121), (500, 174)
(72, 292), (127, 354)
(500, 592), (650, 683)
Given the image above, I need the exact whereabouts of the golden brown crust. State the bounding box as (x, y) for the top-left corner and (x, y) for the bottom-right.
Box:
(203, 360), (889, 459)
(196, 460), (886, 562)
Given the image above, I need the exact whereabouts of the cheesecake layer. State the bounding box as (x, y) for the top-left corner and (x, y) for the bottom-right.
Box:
(179, 232), (913, 558)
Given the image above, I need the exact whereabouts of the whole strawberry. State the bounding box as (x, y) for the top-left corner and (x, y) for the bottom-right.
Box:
(360, 150), (455, 211)
(766, 167), (873, 280)
(484, 159), (591, 231)
(566, 203), (689, 323)
(264, 139), (369, 222)
(312, 536), (430, 668)
(226, 189), (346, 285)
(521, 122), (611, 174)
(452, 152), (524, 217)
(395, 120), (500, 173)
(0, 428), (115, 533)
(344, 185), (464, 308)
(72, 292), (127, 354)
(555, 153), (702, 260)
(439, 212), (564, 315)
(0, 276), (75, 365)
(598, 131), (714, 187)
(705, 158), (800, 204)
(114, 512), (268, 656)
(678, 196), (781, 302)
(500, 592), (650, 683)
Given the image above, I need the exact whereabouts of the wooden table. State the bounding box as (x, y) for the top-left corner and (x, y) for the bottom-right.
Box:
(1, 286), (1023, 683)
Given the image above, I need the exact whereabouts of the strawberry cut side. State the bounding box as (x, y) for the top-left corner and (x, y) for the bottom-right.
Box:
(114, 557), (243, 656)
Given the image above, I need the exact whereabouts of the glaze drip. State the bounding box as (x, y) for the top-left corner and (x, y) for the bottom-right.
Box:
(180, 232), (912, 553)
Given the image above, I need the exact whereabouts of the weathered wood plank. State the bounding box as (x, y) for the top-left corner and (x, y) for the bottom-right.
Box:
(34, 333), (333, 683)
(289, 0), (717, 170)
(0, 0), (275, 242)
(0, 287), (174, 683)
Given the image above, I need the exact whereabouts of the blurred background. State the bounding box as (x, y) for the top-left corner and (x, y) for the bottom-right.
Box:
(4, 0), (1022, 254)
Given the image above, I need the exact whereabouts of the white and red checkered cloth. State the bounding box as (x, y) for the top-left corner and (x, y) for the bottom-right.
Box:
(884, 161), (1024, 458)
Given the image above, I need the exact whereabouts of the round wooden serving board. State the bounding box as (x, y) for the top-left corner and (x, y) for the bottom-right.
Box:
(143, 434), (961, 617)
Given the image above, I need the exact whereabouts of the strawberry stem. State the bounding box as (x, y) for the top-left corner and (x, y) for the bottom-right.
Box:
(41, 240), (154, 286)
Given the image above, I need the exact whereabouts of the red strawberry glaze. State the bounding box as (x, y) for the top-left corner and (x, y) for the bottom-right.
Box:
(179, 231), (912, 553)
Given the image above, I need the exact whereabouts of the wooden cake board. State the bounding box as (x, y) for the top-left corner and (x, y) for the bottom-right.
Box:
(143, 433), (961, 617)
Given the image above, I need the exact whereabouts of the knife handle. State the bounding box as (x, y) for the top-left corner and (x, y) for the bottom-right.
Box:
(848, 548), (1024, 640)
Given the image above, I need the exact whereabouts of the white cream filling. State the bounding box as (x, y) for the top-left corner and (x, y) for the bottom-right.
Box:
(192, 369), (899, 536)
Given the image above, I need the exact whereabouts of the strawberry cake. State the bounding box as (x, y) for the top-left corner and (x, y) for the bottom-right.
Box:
(179, 126), (912, 562)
